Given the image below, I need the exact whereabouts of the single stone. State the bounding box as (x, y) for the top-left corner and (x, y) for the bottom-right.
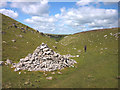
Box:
(53, 46), (57, 49)
(76, 55), (80, 57)
(24, 81), (29, 85)
(19, 35), (23, 38)
(6, 59), (12, 65)
(46, 76), (53, 80)
(117, 76), (120, 79)
(0, 61), (4, 65)
(51, 72), (55, 74)
(11, 39), (16, 42)
(78, 50), (81, 52)
(2, 41), (7, 43)
(19, 72), (21, 74)
(14, 68), (21, 72)
(24, 72), (26, 74)
(58, 72), (62, 74)
(104, 35), (107, 37)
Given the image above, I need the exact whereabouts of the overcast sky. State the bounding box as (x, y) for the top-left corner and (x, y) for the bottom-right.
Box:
(0, 0), (118, 34)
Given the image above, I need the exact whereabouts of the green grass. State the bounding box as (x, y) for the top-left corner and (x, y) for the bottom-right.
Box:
(2, 14), (119, 88)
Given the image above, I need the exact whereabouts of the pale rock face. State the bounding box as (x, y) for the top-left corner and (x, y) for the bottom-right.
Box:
(13, 43), (77, 72)
(6, 59), (12, 65)
(0, 61), (4, 65)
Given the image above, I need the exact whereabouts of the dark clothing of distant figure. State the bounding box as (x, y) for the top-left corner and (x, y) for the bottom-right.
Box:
(84, 45), (87, 52)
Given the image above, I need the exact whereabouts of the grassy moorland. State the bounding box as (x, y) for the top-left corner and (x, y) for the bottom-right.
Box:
(2, 14), (119, 88)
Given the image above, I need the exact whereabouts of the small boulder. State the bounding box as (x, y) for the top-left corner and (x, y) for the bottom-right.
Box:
(24, 72), (26, 74)
(24, 81), (30, 85)
(78, 50), (81, 52)
(53, 46), (57, 49)
(0, 61), (4, 65)
(58, 72), (62, 74)
(73, 48), (76, 50)
(6, 59), (12, 65)
(14, 67), (21, 72)
(19, 72), (21, 74)
(46, 76), (53, 80)
(44, 74), (47, 76)
(116, 76), (120, 79)
(19, 35), (23, 38)
(104, 35), (107, 37)
(2, 41), (7, 43)
(51, 72), (55, 74)
(12, 39), (16, 42)
(76, 55), (80, 57)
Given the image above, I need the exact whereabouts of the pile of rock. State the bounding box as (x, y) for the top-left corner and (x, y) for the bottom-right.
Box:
(12, 43), (77, 72)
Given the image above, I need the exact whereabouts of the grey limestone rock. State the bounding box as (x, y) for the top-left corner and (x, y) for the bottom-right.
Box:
(13, 43), (77, 72)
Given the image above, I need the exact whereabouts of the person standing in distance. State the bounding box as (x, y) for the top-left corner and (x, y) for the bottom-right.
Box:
(84, 45), (87, 52)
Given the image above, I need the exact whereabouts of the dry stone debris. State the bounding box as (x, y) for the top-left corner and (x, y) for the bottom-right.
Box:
(58, 72), (62, 74)
(73, 48), (76, 50)
(78, 50), (81, 52)
(63, 54), (76, 58)
(6, 59), (12, 65)
(53, 46), (57, 49)
(2, 41), (7, 43)
(18, 35), (23, 38)
(12, 43), (77, 72)
(104, 35), (107, 37)
(117, 76), (120, 79)
(19, 72), (21, 74)
(11, 39), (16, 42)
(104, 48), (108, 49)
(76, 55), (80, 57)
(51, 72), (55, 74)
(46, 76), (53, 80)
(110, 33), (113, 36)
(64, 36), (68, 38)
(24, 81), (30, 85)
(0, 61), (4, 65)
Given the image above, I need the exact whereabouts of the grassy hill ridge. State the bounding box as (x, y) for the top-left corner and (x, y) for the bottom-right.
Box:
(2, 14), (63, 62)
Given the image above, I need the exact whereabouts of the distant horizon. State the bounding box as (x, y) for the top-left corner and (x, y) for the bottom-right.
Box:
(0, 1), (119, 34)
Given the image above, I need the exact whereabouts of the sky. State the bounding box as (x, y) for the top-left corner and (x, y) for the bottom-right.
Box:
(0, 0), (119, 34)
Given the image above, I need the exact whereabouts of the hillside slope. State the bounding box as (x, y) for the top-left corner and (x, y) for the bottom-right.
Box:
(2, 14), (58, 62)
(54, 28), (119, 88)
(1, 14), (119, 88)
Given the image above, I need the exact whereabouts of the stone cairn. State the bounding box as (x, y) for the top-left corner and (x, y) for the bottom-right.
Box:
(12, 43), (77, 72)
